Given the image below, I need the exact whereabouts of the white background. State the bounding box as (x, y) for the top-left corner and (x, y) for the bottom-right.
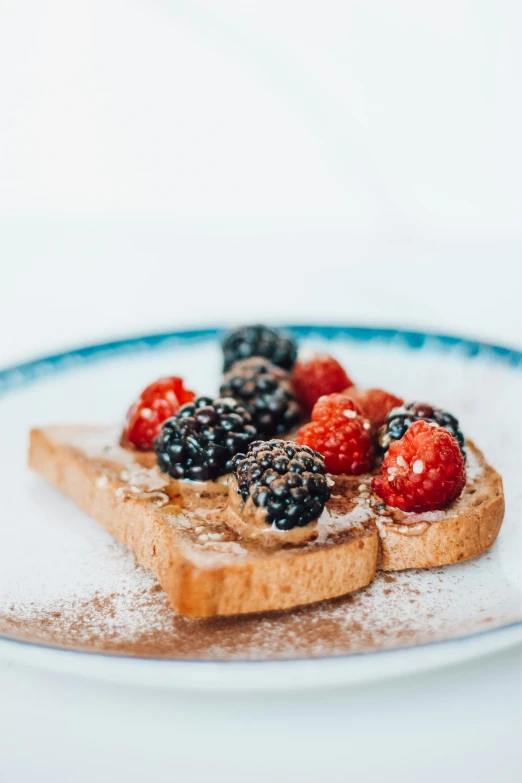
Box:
(0, 2), (521, 781)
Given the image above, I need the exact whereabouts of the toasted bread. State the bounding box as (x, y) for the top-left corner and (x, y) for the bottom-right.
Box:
(28, 425), (504, 618)
(29, 426), (378, 617)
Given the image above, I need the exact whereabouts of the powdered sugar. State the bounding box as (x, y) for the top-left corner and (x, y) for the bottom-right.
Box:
(464, 444), (485, 482)
(316, 498), (374, 544)
(401, 509), (447, 524)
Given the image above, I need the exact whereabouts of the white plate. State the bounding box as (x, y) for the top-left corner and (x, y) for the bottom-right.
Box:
(0, 326), (521, 690)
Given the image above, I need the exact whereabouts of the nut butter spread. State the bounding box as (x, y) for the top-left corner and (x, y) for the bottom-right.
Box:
(53, 426), (485, 559)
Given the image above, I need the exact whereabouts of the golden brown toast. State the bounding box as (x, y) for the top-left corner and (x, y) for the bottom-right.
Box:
(28, 425), (504, 618)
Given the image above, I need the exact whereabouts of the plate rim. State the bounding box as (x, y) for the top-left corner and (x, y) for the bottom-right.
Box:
(1, 323), (520, 680)
(1, 622), (521, 690)
(0, 324), (520, 397)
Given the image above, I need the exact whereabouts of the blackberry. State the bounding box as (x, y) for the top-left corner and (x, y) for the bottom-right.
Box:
(154, 396), (258, 481)
(377, 402), (465, 456)
(220, 357), (303, 438)
(231, 440), (330, 530)
(222, 324), (297, 371)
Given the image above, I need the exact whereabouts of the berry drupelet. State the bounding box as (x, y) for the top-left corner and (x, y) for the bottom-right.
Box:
(154, 396), (258, 481)
(222, 324), (298, 372)
(231, 440), (331, 530)
(219, 357), (303, 438)
(378, 402), (465, 456)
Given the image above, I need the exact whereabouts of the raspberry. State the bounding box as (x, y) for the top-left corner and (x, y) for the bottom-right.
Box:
(222, 325), (297, 371)
(297, 394), (374, 475)
(372, 420), (466, 513)
(123, 377), (195, 451)
(231, 440), (330, 530)
(344, 387), (404, 430)
(291, 354), (353, 409)
(311, 393), (362, 423)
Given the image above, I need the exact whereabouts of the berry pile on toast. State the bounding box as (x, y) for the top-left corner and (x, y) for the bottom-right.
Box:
(29, 325), (505, 618)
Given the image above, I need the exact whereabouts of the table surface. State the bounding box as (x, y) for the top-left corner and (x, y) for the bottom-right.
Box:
(1, 224), (521, 783)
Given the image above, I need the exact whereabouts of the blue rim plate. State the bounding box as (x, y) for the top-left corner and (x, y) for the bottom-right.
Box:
(1, 325), (521, 397)
(0, 325), (520, 690)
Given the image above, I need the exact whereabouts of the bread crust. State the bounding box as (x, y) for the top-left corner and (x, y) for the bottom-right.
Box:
(28, 427), (504, 618)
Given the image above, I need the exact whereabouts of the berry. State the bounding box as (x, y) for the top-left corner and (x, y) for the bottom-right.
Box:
(297, 394), (374, 475)
(231, 440), (330, 530)
(222, 324), (297, 372)
(344, 387), (404, 430)
(123, 377), (195, 451)
(311, 393), (362, 422)
(154, 396), (258, 481)
(378, 402), (465, 456)
(372, 420), (466, 513)
(291, 354), (353, 409)
(220, 357), (303, 438)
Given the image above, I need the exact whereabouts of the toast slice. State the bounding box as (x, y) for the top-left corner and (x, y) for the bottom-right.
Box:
(29, 426), (379, 617)
(28, 425), (504, 618)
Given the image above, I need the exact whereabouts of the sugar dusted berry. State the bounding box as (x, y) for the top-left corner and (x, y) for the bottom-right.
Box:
(154, 396), (258, 481)
(123, 377), (195, 451)
(231, 440), (330, 530)
(298, 419), (374, 475)
(219, 357), (303, 438)
(297, 393), (374, 475)
(222, 324), (297, 372)
(291, 354), (353, 409)
(344, 387), (404, 430)
(372, 420), (466, 513)
(311, 393), (362, 423)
